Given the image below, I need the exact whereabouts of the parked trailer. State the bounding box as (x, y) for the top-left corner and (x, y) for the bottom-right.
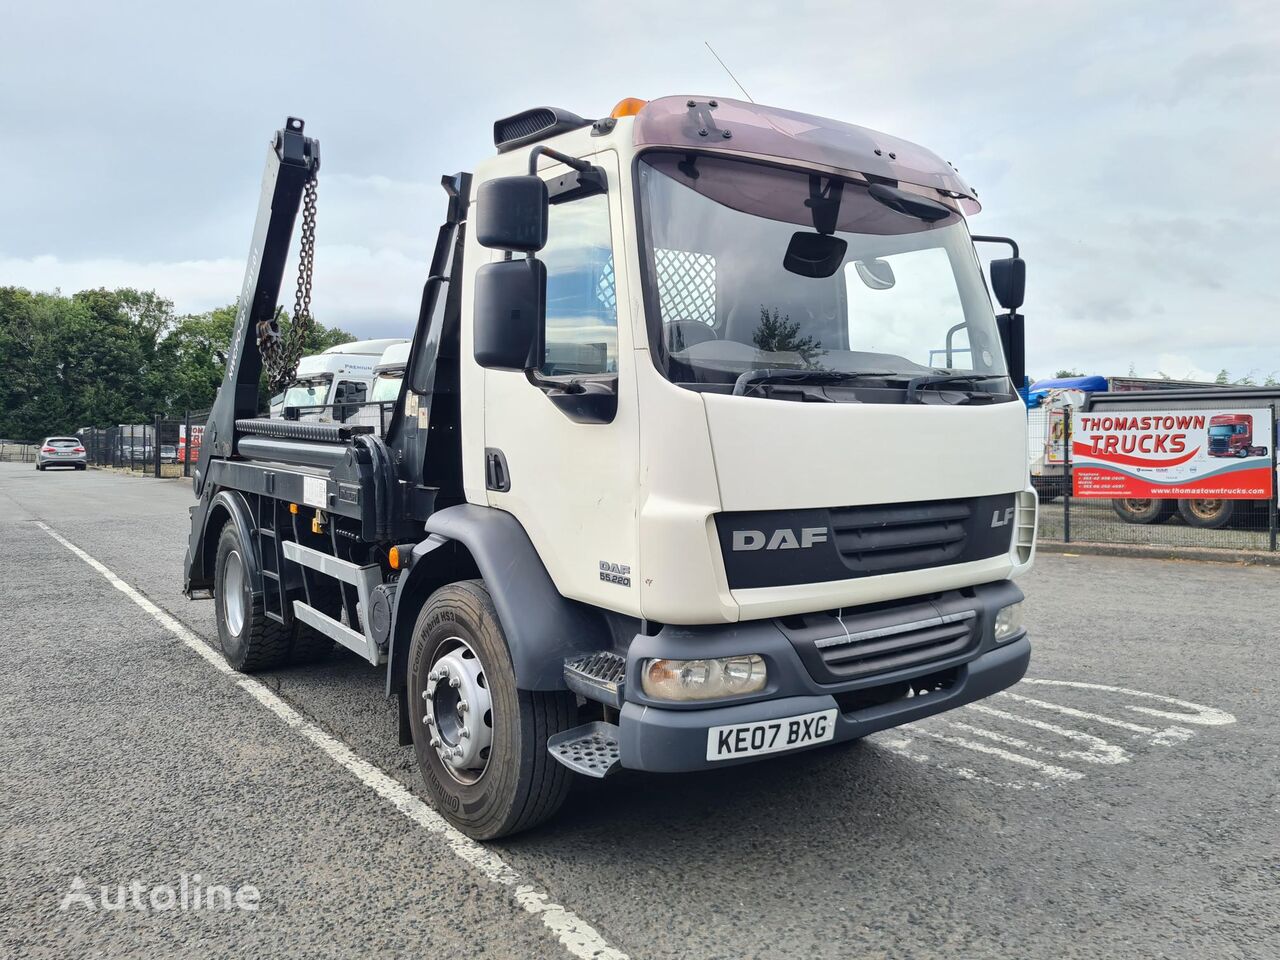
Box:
(186, 101), (1037, 839)
(1086, 388), (1280, 528)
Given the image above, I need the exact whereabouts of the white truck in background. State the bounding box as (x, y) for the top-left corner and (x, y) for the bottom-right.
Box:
(370, 341), (411, 405)
(269, 338), (407, 420)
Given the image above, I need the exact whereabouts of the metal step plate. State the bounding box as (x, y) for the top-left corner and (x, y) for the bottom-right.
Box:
(563, 651), (626, 708)
(547, 721), (622, 779)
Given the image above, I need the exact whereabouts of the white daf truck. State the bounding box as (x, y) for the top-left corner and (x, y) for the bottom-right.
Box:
(269, 338), (407, 419)
(185, 98), (1036, 839)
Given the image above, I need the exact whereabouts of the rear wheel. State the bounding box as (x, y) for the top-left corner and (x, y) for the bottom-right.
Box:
(1178, 498), (1236, 529)
(214, 524), (290, 671)
(407, 580), (575, 840)
(1111, 498), (1176, 524)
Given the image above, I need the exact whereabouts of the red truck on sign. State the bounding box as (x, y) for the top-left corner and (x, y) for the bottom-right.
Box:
(1207, 414), (1269, 458)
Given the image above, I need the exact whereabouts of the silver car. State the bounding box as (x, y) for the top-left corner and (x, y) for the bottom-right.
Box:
(36, 436), (87, 471)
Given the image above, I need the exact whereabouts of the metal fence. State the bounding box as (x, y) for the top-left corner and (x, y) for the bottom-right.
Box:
(0, 441), (39, 463)
(1032, 402), (1280, 553)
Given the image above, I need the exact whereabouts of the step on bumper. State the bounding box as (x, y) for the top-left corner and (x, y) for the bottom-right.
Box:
(547, 721), (621, 778)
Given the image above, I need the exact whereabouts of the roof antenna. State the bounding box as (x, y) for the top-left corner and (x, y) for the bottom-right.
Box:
(704, 41), (755, 103)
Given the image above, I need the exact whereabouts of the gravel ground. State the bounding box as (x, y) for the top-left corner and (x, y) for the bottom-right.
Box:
(2, 460), (1277, 959)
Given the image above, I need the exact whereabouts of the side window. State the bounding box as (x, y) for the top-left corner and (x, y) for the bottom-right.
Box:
(335, 379), (367, 421)
(540, 192), (617, 375)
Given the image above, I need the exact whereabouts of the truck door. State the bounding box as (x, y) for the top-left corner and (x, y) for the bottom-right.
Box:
(480, 150), (642, 616)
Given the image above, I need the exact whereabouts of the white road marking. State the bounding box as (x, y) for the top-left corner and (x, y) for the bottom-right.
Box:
(34, 520), (628, 960)
(882, 677), (1235, 789)
(900, 723), (1085, 781)
(997, 690), (1194, 746)
(963, 703), (1130, 765)
(997, 691), (1158, 733)
(1020, 679), (1236, 727)
(877, 735), (1038, 790)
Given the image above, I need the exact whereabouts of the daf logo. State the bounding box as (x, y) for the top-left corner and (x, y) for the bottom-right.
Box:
(732, 527), (829, 551)
(991, 507), (1016, 528)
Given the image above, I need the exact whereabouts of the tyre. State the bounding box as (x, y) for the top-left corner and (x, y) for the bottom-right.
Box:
(1177, 498), (1236, 529)
(407, 580), (575, 840)
(35, 463), (43, 471)
(213, 523), (290, 671)
(1111, 498), (1176, 524)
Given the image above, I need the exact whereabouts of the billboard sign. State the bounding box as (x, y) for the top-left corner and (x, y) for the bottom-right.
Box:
(1071, 408), (1274, 499)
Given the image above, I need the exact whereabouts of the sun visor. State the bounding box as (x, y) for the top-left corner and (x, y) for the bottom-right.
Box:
(633, 96), (980, 214)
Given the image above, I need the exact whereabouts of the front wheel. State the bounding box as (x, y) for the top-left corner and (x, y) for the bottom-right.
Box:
(407, 580), (575, 840)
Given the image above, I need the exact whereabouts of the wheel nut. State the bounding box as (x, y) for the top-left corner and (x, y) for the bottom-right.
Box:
(421, 690), (430, 700)
(457, 700), (468, 715)
(449, 676), (461, 689)
(460, 729), (470, 740)
(424, 714), (435, 726)
(429, 736), (441, 748)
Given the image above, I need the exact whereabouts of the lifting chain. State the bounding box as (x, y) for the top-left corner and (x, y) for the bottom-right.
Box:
(259, 173), (319, 397)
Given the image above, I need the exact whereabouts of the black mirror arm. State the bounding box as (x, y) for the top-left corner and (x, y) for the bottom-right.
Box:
(527, 145), (607, 202)
(970, 235), (1020, 257)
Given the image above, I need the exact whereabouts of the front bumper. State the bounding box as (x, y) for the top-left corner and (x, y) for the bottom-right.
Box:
(616, 579), (1028, 773)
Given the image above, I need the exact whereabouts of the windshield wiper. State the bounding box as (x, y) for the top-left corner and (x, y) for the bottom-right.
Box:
(905, 373), (1009, 404)
(732, 368), (900, 396)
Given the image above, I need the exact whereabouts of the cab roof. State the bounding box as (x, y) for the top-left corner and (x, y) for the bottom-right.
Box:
(633, 96), (980, 212)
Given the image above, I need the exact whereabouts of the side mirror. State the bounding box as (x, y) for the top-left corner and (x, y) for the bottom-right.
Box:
(473, 258), (546, 371)
(475, 176), (548, 253)
(990, 257), (1026, 312)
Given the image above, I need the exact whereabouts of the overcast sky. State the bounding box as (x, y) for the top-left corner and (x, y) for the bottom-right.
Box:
(2, 0), (1277, 382)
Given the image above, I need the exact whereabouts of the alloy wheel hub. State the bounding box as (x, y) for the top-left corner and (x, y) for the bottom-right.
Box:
(422, 640), (493, 781)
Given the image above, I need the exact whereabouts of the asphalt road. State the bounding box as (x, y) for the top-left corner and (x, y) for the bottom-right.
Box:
(2, 460), (1277, 959)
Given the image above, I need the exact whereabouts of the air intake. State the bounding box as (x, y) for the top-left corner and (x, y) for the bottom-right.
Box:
(493, 107), (591, 153)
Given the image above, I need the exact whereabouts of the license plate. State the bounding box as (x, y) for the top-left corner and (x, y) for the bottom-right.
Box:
(706, 708), (838, 761)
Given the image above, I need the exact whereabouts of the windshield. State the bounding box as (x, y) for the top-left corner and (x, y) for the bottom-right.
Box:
(1208, 425), (1242, 437)
(370, 371), (403, 403)
(637, 152), (1009, 398)
(282, 377), (330, 408)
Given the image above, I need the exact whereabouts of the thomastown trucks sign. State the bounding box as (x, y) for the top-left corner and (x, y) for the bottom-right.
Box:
(1071, 408), (1274, 499)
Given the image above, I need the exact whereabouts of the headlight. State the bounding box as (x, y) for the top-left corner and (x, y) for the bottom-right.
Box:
(994, 601), (1025, 642)
(642, 655), (767, 701)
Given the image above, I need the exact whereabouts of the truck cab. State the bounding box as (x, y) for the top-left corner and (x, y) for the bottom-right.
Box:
(186, 98), (1037, 840)
(1208, 413), (1263, 457)
(269, 338), (406, 420)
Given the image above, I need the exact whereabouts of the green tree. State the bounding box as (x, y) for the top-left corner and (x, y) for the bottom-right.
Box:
(0, 287), (355, 440)
(752, 306), (822, 366)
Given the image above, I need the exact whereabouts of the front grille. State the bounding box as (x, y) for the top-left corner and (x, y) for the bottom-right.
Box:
(829, 499), (971, 575)
(1209, 438), (1228, 454)
(813, 610), (976, 680)
(715, 493), (1015, 589)
(778, 592), (983, 684)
